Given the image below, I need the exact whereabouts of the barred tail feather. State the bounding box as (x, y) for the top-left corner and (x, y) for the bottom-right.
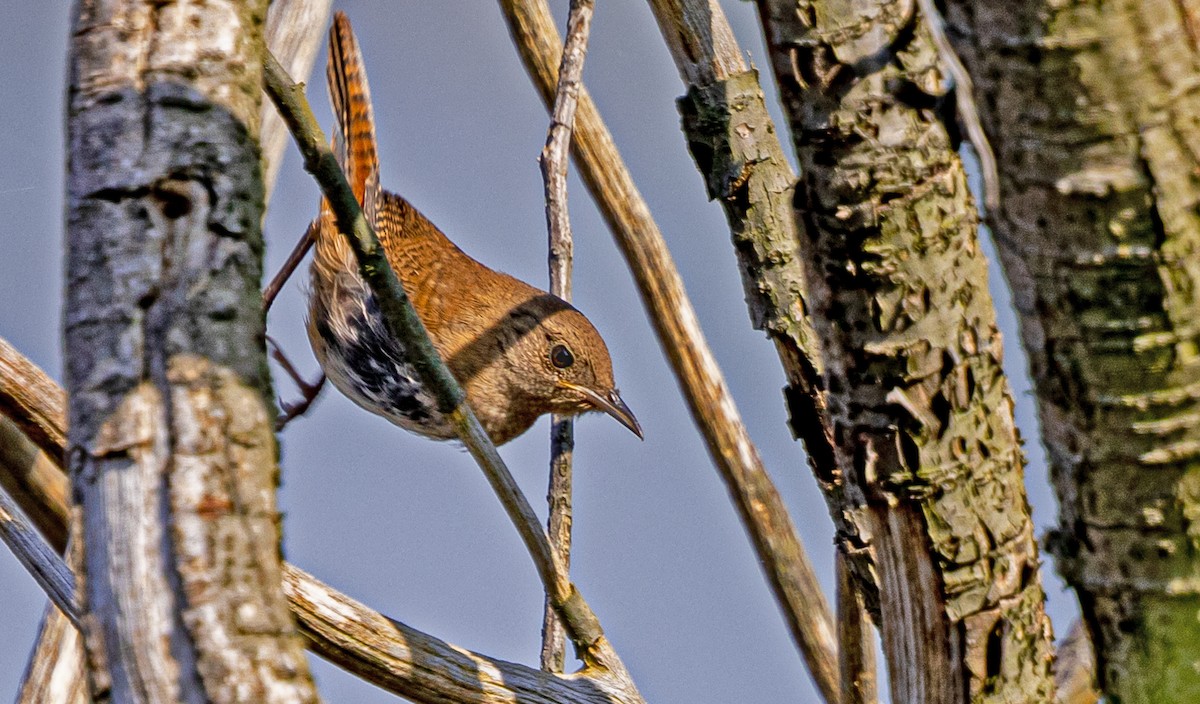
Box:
(327, 11), (381, 225)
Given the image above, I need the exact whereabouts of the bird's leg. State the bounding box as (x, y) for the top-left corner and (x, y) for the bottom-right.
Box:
(263, 224), (316, 311)
(267, 335), (326, 430)
(263, 225), (325, 429)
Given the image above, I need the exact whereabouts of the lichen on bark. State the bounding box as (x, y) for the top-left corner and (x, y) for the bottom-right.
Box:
(756, 0), (1057, 700)
(944, 1), (1200, 701)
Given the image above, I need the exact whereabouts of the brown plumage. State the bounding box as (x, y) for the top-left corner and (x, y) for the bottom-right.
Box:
(305, 12), (640, 445)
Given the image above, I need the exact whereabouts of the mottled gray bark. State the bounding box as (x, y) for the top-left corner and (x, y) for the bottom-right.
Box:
(65, 1), (318, 701)
(755, 1), (1057, 701)
(944, 2), (1200, 701)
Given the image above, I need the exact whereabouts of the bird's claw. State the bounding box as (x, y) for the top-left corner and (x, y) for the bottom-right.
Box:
(267, 335), (326, 430)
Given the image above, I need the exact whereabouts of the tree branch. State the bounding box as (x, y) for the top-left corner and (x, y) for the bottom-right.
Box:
(67, 2), (320, 699)
(260, 49), (636, 685)
(261, 0), (334, 200)
(755, 0), (1057, 699)
(0, 485), (77, 630)
(538, 0), (593, 673)
(499, 1), (839, 699)
(0, 335), (644, 704)
(943, 0), (1200, 699)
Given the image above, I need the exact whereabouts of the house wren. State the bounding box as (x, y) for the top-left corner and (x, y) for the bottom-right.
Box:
(305, 12), (640, 445)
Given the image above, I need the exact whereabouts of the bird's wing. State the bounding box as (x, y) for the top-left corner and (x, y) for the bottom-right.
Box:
(327, 11), (381, 226)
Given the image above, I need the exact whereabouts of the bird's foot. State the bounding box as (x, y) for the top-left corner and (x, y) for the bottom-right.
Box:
(268, 336), (326, 430)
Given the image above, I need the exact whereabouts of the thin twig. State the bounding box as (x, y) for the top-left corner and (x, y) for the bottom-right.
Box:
(915, 0), (999, 211)
(538, 0), (593, 673)
(260, 50), (624, 669)
(0, 486), (78, 630)
(500, 1), (839, 699)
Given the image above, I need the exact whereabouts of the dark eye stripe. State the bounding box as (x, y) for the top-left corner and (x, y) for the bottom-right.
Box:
(551, 344), (574, 369)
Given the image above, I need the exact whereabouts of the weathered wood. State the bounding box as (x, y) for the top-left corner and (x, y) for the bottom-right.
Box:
(285, 564), (645, 704)
(0, 399), (644, 704)
(0, 484), (76, 629)
(943, 1), (1200, 700)
(645, 1), (875, 699)
(499, 2), (841, 699)
(17, 604), (88, 704)
(66, 1), (318, 701)
(755, 0), (1057, 700)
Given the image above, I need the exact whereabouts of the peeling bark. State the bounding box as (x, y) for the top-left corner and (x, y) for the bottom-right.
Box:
(65, 1), (318, 701)
(755, 1), (1057, 700)
(944, 1), (1200, 701)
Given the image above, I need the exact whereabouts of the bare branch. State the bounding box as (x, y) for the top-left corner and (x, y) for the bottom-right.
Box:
(261, 49), (637, 687)
(0, 335), (643, 703)
(538, 0), (594, 673)
(285, 564), (644, 704)
(501, 1), (839, 699)
(0, 486), (77, 629)
(644, 1), (861, 700)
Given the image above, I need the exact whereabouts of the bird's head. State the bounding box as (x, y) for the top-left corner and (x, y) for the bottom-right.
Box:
(488, 295), (641, 439)
(448, 291), (641, 442)
(534, 306), (641, 439)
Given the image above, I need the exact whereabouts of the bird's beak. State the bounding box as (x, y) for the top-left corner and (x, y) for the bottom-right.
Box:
(558, 381), (643, 439)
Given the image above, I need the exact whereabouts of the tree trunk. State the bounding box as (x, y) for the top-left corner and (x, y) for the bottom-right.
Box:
(755, 1), (1057, 701)
(944, 2), (1200, 701)
(65, 1), (318, 701)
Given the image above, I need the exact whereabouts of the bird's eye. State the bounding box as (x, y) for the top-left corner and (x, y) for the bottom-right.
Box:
(550, 344), (575, 369)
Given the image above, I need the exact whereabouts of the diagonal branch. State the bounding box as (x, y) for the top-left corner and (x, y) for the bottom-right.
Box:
(0, 485), (77, 630)
(498, 0), (839, 699)
(260, 50), (634, 683)
(0, 335), (643, 704)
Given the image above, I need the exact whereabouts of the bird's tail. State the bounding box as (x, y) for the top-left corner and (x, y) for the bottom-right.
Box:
(307, 10), (383, 317)
(326, 10), (380, 223)
(311, 11), (383, 291)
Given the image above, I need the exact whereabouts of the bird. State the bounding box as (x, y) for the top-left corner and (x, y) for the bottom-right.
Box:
(301, 12), (641, 446)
